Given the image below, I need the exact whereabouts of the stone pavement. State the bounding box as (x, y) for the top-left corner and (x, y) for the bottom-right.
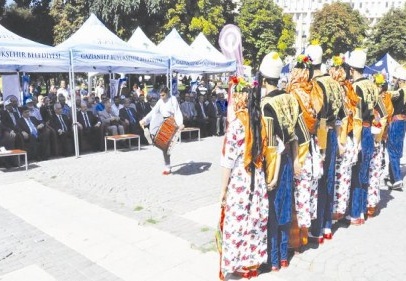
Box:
(0, 136), (406, 281)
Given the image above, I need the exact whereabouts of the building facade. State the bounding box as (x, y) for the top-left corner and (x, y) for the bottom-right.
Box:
(273, 0), (406, 54)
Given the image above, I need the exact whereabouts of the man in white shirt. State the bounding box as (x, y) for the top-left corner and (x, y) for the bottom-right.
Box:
(140, 86), (184, 175)
(57, 80), (71, 106)
(111, 96), (123, 117)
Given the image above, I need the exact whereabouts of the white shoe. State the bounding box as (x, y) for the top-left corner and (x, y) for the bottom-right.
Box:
(391, 181), (403, 191)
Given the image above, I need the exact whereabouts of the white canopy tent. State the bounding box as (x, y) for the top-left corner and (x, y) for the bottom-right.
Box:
(157, 28), (236, 74)
(0, 24), (69, 73)
(190, 32), (234, 64)
(127, 27), (159, 52)
(56, 14), (169, 74)
(55, 13), (171, 158)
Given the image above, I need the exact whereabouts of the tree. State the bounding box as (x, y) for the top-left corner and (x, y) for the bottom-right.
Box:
(310, 2), (368, 60)
(368, 7), (406, 63)
(2, 0), (53, 45)
(278, 14), (296, 57)
(0, 0), (6, 17)
(50, 0), (90, 45)
(159, 0), (227, 45)
(236, 0), (295, 70)
(14, 0), (31, 8)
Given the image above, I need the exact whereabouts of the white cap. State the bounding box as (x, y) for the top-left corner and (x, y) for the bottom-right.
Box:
(305, 44), (323, 65)
(26, 98), (33, 103)
(259, 51), (284, 79)
(4, 99), (12, 106)
(394, 66), (406, 81)
(348, 49), (367, 69)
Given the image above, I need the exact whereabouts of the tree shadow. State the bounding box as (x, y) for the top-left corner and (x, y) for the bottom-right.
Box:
(171, 161), (212, 175)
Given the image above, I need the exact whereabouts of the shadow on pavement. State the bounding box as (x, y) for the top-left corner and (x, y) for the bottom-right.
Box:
(171, 161), (212, 175)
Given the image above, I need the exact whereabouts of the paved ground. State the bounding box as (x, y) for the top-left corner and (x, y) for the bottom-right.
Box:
(0, 136), (406, 281)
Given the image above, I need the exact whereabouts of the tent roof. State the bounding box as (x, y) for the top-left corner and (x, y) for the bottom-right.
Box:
(157, 29), (197, 58)
(0, 24), (69, 72)
(365, 53), (400, 79)
(127, 27), (158, 52)
(56, 14), (131, 50)
(190, 32), (229, 62)
(56, 14), (169, 74)
(157, 29), (236, 74)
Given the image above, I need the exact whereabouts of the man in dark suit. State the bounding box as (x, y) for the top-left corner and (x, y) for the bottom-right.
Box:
(119, 98), (146, 143)
(136, 94), (152, 120)
(49, 102), (73, 157)
(17, 105), (50, 161)
(206, 93), (219, 136)
(195, 95), (209, 137)
(2, 99), (25, 149)
(76, 102), (104, 152)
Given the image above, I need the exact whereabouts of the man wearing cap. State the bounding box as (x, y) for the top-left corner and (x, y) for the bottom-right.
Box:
(259, 51), (303, 270)
(1, 99), (24, 150)
(306, 43), (343, 242)
(0, 100), (17, 151)
(26, 98), (43, 121)
(347, 48), (379, 225)
(386, 66), (406, 190)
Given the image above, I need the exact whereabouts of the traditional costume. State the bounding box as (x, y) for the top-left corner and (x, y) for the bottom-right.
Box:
(307, 44), (343, 241)
(330, 56), (361, 221)
(260, 52), (305, 269)
(386, 66), (406, 190)
(367, 74), (393, 217)
(285, 54), (318, 248)
(347, 49), (379, 224)
(219, 79), (269, 279)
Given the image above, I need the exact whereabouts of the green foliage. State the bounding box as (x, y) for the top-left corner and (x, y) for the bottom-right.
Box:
(310, 2), (368, 60)
(88, 0), (163, 41)
(368, 7), (406, 63)
(14, 0), (31, 8)
(50, 0), (90, 45)
(2, 1), (54, 45)
(159, 0), (227, 46)
(278, 14), (296, 57)
(236, 0), (295, 70)
(0, 0), (6, 17)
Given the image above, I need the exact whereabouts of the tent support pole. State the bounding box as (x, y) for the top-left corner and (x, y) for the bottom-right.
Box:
(69, 49), (80, 158)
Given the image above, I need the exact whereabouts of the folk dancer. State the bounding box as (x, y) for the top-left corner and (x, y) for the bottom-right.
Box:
(367, 73), (392, 217)
(140, 86), (184, 175)
(385, 66), (406, 191)
(329, 55), (361, 221)
(219, 78), (268, 280)
(286, 53), (321, 248)
(347, 49), (379, 225)
(306, 43), (343, 242)
(259, 52), (303, 270)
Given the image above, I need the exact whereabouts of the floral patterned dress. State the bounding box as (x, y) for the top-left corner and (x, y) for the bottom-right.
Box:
(368, 143), (383, 208)
(333, 136), (358, 216)
(220, 118), (269, 276)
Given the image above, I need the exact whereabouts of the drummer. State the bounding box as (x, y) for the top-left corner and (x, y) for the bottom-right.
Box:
(140, 85), (184, 175)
